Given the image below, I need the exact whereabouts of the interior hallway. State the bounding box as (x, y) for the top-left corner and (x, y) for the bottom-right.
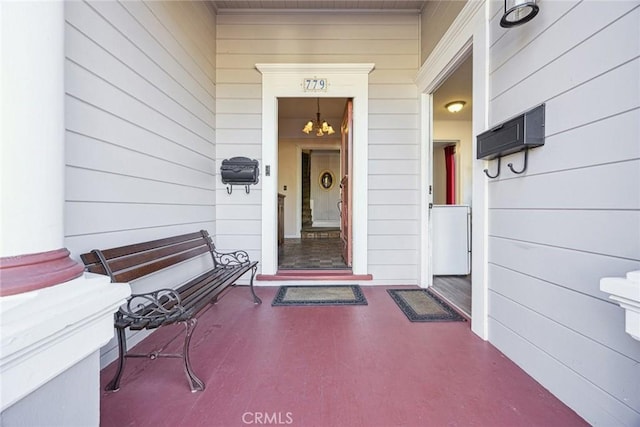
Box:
(99, 286), (586, 427)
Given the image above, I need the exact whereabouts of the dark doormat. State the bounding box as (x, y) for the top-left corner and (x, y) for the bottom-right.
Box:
(272, 285), (367, 306)
(387, 289), (466, 322)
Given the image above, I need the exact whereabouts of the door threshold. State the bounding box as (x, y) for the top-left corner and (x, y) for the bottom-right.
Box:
(257, 270), (373, 281)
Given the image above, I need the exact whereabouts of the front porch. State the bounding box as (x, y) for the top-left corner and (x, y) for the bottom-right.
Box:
(99, 285), (586, 426)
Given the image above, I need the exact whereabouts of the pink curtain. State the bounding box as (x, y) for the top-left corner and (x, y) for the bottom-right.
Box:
(444, 145), (456, 205)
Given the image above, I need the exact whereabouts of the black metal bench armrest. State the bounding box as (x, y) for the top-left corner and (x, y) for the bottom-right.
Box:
(120, 288), (191, 326)
(212, 249), (252, 267)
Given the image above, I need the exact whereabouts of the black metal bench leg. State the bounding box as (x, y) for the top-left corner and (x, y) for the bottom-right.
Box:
(182, 318), (205, 392)
(105, 324), (127, 392)
(249, 264), (262, 304)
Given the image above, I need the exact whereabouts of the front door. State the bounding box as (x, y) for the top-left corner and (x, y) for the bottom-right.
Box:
(340, 100), (353, 266)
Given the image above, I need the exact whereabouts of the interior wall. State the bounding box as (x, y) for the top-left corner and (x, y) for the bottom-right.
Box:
(217, 12), (421, 283)
(310, 151), (341, 227)
(278, 139), (301, 237)
(434, 120), (473, 205)
(432, 144), (447, 205)
(485, 2), (640, 424)
(63, 0), (218, 367)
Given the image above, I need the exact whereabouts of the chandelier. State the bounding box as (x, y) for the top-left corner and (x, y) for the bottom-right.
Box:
(302, 98), (335, 137)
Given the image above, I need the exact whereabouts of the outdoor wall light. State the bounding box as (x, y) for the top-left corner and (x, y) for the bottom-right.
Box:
(445, 101), (466, 113)
(500, 0), (539, 28)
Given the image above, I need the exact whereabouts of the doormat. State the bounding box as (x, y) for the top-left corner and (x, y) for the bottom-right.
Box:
(272, 285), (367, 306)
(387, 289), (465, 322)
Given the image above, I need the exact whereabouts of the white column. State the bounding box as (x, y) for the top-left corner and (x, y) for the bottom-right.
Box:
(1, 0), (65, 257)
(0, 7), (131, 422)
(0, 1), (84, 297)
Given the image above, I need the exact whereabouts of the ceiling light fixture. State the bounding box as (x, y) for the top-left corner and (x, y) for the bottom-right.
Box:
(500, 0), (539, 28)
(302, 98), (335, 137)
(445, 101), (466, 113)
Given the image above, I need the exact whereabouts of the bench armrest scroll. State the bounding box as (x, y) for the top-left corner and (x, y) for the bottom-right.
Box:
(212, 249), (251, 267)
(121, 288), (189, 324)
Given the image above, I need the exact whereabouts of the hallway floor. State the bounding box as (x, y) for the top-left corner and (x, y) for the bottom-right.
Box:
(432, 275), (472, 317)
(278, 237), (347, 269)
(99, 286), (586, 427)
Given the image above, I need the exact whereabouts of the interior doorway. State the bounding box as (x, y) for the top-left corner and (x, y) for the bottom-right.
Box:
(276, 97), (352, 271)
(430, 54), (473, 317)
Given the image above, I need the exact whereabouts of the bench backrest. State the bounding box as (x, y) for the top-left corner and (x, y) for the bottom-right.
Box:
(80, 230), (216, 283)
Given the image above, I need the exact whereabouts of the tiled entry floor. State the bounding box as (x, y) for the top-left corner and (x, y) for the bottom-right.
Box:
(278, 237), (348, 269)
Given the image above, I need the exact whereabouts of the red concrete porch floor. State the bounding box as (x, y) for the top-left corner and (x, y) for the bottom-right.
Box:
(100, 286), (587, 427)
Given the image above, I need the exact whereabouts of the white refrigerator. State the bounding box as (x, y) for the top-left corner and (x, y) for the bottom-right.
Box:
(431, 205), (471, 275)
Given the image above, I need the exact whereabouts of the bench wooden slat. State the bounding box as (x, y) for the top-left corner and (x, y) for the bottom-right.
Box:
(177, 268), (242, 307)
(177, 266), (238, 299)
(85, 263), (108, 276)
(176, 271), (224, 303)
(113, 246), (210, 283)
(129, 319), (151, 330)
(107, 239), (207, 275)
(147, 318), (166, 329)
(80, 231), (205, 265)
(189, 263), (258, 315)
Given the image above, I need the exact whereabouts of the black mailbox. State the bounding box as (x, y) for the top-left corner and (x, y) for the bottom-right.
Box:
(476, 104), (545, 160)
(220, 157), (259, 194)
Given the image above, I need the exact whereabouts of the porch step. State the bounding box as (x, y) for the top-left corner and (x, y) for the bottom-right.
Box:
(300, 227), (341, 239)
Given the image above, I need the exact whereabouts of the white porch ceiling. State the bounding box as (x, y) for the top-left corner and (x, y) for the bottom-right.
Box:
(209, 1), (427, 11)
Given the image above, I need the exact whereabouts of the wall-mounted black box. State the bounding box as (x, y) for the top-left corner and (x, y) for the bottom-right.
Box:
(220, 157), (259, 186)
(477, 104), (545, 160)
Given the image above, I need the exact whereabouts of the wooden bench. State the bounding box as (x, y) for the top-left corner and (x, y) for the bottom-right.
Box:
(80, 230), (261, 392)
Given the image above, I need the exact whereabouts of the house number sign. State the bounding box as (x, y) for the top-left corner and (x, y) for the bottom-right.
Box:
(303, 78), (328, 92)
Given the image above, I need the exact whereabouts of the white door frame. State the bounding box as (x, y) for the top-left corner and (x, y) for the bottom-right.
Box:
(256, 63), (374, 276)
(416, 1), (489, 339)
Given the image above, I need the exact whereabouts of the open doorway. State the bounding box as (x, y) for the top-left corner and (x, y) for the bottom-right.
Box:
(430, 54), (473, 317)
(276, 97), (352, 271)
(256, 63), (372, 277)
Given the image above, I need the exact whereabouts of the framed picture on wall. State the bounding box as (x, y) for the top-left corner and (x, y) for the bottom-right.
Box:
(319, 170), (335, 190)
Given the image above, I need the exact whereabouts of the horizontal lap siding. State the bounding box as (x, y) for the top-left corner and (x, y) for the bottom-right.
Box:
(65, 0), (217, 249)
(486, 2), (640, 424)
(64, 1), (219, 366)
(217, 12), (420, 283)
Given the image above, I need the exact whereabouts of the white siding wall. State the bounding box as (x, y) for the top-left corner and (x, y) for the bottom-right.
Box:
(64, 0), (218, 366)
(486, 1), (640, 424)
(216, 12), (420, 283)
